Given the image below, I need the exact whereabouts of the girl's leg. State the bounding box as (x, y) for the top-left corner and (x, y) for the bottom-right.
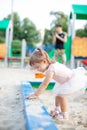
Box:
(55, 96), (61, 112)
(50, 96), (61, 117)
(56, 95), (68, 112)
(55, 95), (69, 119)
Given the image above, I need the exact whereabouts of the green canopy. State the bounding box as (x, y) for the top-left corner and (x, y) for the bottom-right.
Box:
(0, 20), (10, 31)
(70, 4), (87, 20)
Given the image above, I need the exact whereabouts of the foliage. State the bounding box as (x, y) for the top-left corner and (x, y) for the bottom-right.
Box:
(11, 39), (21, 45)
(0, 37), (5, 43)
(50, 11), (68, 32)
(43, 29), (53, 45)
(4, 12), (40, 46)
(1, 12), (87, 46)
(84, 23), (87, 31)
(21, 18), (40, 46)
(0, 31), (5, 43)
(76, 29), (87, 37)
(76, 23), (87, 37)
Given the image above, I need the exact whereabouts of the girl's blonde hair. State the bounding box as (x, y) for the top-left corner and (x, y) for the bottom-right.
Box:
(29, 48), (55, 66)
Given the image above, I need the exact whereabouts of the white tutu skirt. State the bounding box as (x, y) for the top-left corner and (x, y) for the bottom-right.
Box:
(53, 67), (87, 96)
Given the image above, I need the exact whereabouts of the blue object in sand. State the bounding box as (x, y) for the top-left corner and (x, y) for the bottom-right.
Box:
(21, 81), (58, 130)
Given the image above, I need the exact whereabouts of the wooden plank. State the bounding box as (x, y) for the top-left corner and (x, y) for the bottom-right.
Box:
(21, 82), (58, 130)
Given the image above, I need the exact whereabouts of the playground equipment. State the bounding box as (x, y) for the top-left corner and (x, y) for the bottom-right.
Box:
(72, 37), (87, 57)
(21, 82), (58, 130)
(72, 37), (87, 67)
(9, 39), (27, 67)
(68, 4), (87, 68)
(0, 20), (12, 65)
(82, 60), (87, 66)
(0, 44), (7, 58)
(0, 20), (27, 67)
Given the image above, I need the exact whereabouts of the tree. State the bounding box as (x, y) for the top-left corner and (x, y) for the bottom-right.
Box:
(21, 18), (40, 46)
(76, 29), (87, 37)
(0, 32), (5, 43)
(3, 12), (40, 46)
(50, 11), (68, 32)
(76, 23), (87, 37)
(84, 23), (87, 32)
(4, 12), (22, 40)
(43, 29), (53, 45)
(13, 13), (22, 40)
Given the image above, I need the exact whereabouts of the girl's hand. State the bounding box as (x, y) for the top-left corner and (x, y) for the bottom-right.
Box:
(25, 94), (37, 99)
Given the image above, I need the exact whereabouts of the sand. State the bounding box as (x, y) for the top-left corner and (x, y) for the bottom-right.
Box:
(0, 65), (87, 130)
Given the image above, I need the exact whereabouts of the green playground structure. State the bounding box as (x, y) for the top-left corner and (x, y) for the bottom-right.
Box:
(10, 40), (22, 57)
(0, 20), (27, 67)
(48, 4), (87, 66)
(0, 4), (87, 70)
(0, 20), (12, 65)
(9, 39), (27, 67)
(68, 4), (87, 68)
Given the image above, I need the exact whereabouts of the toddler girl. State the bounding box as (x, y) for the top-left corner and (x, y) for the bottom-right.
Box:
(26, 48), (87, 120)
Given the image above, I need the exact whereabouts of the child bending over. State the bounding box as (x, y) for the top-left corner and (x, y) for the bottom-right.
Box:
(26, 48), (87, 120)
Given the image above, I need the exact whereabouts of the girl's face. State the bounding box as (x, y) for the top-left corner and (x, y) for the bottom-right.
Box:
(31, 60), (49, 72)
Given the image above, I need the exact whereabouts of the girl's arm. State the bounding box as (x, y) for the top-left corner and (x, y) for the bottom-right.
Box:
(35, 71), (54, 96)
(26, 71), (54, 99)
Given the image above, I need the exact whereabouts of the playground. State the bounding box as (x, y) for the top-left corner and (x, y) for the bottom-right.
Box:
(0, 3), (87, 130)
(0, 4), (87, 68)
(0, 67), (87, 130)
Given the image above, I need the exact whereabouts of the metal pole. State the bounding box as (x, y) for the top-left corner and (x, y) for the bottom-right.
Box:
(4, 29), (9, 66)
(21, 39), (26, 67)
(70, 13), (76, 69)
(11, 0), (14, 41)
(68, 16), (71, 37)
